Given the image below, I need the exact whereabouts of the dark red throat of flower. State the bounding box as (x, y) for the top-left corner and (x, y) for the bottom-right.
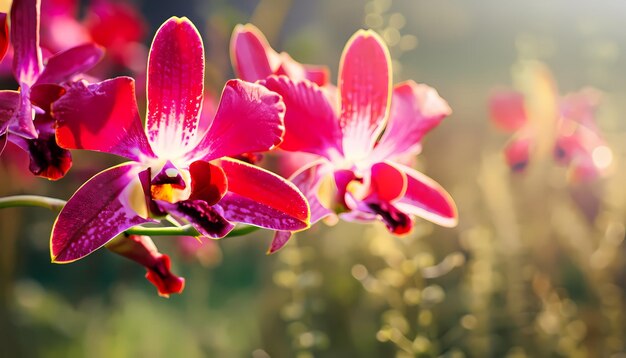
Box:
(367, 202), (412, 235)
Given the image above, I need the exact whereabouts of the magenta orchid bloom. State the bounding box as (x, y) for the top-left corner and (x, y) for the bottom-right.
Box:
(41, 0), (147, 71)
(0, 0), (103, 180)
(489, 87), (612, 182)
(231, 23), (330, 87)
(242, 30), (457, 253)
(49, 17), (310, 266)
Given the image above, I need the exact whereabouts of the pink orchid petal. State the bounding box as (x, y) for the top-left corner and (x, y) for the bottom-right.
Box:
(268, 231), (292, 254)
(0, 13), (8, 62)
(145, 17), (204, 157)
(106, 234), (185, 298)
(230, 23), (279, 82)
(11, 118), (71, 180)
(367, 161), (407, 202)
(188, 160), (228, 205)
(217, 158), (310, 230)
(36, 43), (103, 85)
(0, 91), (20, 135)
(51, 163), (154, 263)
(11, 89), (38, 139)
(394, 164), (458, 227)
(85, 2), (147, 48)
(489, 90), (527, 132)
(10, 0), (43, 86)
(338, 30), (391, 160)
(303, 65), (330, 87)
(267, 160), (336, 254)
(188, 79), (285, 162)
(505, 134), (533, 172)
(373, 81), (452, 160)
(53, 77), (154, 161)
(157, 200), (235, 239)
(29, 83), (65, 112)
(559, 88), (601, 128)
(262, 75), (342, 159)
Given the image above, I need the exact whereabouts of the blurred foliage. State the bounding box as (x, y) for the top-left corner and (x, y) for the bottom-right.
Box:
(2, 0), (626, 357)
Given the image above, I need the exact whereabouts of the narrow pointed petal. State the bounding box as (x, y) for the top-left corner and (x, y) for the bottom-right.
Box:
(146, 17), (204, 158)
(269, 231), (292, 254)
(106, 235), (185, 297)
(394, 164), (457, 227)
(262, 76), (342, 159)
(51, 163), (154, 263)
(489, 90), (527, 132)
(10, 0), (43, 86)
(188, 80), (285, 162)
(0, 13), (8, 62)
(36, 43), (104, 85)
(373, 81), (452, 160)
(230, 23), (278, 82)
(53, 77), (154, 160)
(217, 158), (310, 231)
(188, 160), (228, 205)
(157, 200), (234, 238)
(0, 91), (20, 135)
(338, 30), (391, 160)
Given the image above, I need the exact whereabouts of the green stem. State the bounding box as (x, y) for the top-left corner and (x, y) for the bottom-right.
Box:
(125, 225), (200, 237)
(0, 195), (261, 238)
(0, 195), (66, 211)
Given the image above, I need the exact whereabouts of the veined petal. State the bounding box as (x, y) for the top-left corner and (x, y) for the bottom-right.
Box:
(489, 90), (527, 132)
(394, 164), (457, 227)
(53, 77), (154, 161)
(35, 43), (104, 85)
(10, 0), (43, 86)
(268, 160), (334, 254)
(262, 75), (342, 159)
(0, 13), (8, 62)
(230, 23), (280, 82)
(146, 17), (204, 158)
(217, 158), (310, 231)
(106, 234), (185, 298)
(373, 81), (452, 160)
(0, 90), (20, 136)
(338, 30), (391, 161)
(188, 79), (285, 162)
(51, 163), (154, 263)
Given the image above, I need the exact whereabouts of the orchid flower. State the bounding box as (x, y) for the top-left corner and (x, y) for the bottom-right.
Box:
(231, 23), (330, 87)
(49, 17), (310, 265)
(238, 30), (457, 253)
(0, 0), (103, 180)
(489, 86), (612, 182)
(41, 0), (147, 72)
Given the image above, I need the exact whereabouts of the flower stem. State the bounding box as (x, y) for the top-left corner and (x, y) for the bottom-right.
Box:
(0, 195), (66, 211)
(0, 195), (262, 238)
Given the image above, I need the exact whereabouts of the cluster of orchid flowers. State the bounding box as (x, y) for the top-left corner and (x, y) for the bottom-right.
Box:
(489, 64), (612, 183)
(0, 0), (459, 297)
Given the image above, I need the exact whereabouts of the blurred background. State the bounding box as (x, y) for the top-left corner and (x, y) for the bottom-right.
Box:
(2, 0), (626, 356)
